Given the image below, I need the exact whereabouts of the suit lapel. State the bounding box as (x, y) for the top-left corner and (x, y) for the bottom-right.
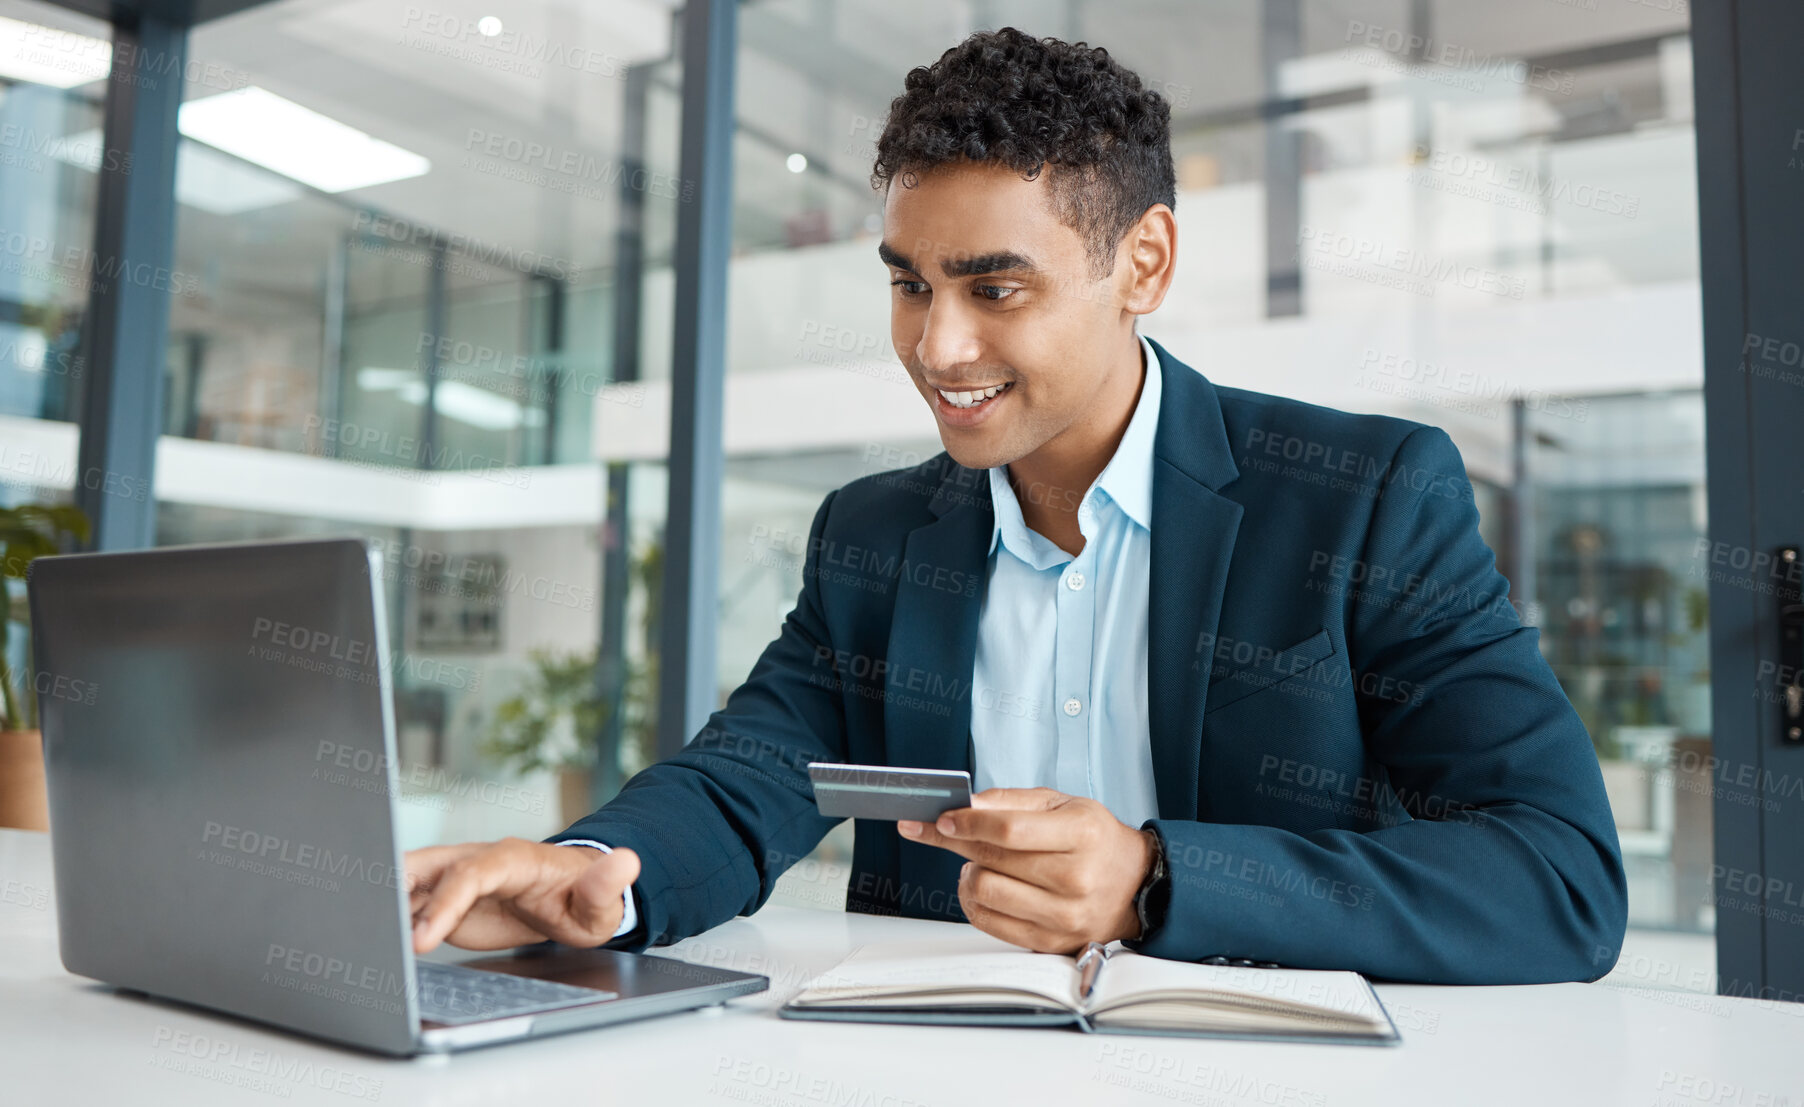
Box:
(883, 458), (991, 777)
(1145, 337), (1243, 822)
(885, 459), (991, 921)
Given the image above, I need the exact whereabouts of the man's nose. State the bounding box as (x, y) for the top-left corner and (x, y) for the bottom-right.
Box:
(915, 301), (983, 375)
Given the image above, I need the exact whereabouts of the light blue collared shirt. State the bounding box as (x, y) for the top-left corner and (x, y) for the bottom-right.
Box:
(970, 331), (1162, 831)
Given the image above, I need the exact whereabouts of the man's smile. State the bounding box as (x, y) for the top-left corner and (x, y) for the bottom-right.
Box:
(935, 381), (1014, 409)
(931, 380), (1015, 427)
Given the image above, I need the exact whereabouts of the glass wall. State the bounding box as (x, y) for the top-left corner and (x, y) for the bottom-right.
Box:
(0, 0), (107, 427)
(0, 0), (108, 741)
(1529, 390), (1710, 932)
(723, 1), (1710, 954)
(139, 0), (686, 847)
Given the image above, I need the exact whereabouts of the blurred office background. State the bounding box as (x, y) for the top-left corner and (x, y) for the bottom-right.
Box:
(0, 1), (1711, 963)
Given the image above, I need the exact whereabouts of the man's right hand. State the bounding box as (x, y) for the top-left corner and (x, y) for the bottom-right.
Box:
(404, 838), (641, 954)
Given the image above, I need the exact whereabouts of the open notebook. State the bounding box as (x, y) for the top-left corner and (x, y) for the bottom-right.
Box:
(779, 933), (1399, 1045)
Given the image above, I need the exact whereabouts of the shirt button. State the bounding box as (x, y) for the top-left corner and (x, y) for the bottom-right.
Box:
(1062, 697), (1082, 717)
(1065, 572), (1085, 591)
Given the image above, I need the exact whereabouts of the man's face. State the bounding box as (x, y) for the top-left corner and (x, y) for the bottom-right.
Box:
(879, 160), (1134, 472)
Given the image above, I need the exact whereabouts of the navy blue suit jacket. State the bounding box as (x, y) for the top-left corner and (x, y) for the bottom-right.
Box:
(557, 336), (1627, 985)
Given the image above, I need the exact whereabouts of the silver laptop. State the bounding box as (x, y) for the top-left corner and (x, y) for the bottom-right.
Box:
(27, 537), (766, 1055)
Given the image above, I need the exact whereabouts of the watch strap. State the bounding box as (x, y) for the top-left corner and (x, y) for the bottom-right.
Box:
(1132, 824), (1170, 942)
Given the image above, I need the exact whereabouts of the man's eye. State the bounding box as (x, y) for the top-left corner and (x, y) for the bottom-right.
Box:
(976, 285), (1016, 302)
(890, 279), (927, 296)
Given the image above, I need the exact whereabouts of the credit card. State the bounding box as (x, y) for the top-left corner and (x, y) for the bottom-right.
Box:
(806, 762), (973, 821)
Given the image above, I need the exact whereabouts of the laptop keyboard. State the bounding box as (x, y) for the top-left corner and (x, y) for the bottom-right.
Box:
(415, 960), (618, 1026)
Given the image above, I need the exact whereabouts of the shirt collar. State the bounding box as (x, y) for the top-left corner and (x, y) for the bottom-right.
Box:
(987, 331), (1162, 560)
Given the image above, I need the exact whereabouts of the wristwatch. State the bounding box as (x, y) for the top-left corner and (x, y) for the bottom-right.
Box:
(1131, 825), (1170, 943)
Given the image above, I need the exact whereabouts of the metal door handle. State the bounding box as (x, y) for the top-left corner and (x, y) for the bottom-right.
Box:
(1780, 546), (1804, 743)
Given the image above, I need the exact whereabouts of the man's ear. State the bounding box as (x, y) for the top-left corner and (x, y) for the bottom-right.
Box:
(1119, 204), (1177, 317)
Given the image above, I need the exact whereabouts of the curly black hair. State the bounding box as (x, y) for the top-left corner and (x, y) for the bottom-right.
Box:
(871, 26), (1175, 282)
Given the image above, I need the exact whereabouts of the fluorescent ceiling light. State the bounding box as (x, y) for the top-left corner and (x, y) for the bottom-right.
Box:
(433, 380), (546, 431)
(0, 16), (111, 88)
(357, 367), (545, 432)
(54, 128), (305, 214)
(173, 139), (306, 214)
(179, 87), (430, 193)
(357, 368), (415, 392)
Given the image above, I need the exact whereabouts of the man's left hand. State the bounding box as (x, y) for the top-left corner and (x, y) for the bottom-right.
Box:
(897, 787), (1156, 955)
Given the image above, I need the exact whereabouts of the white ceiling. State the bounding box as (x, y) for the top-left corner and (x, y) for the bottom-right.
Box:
(10, 0), (1693, 343)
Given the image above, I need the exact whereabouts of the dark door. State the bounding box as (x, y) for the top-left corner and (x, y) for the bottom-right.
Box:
(1694, 1), (1804, 1002)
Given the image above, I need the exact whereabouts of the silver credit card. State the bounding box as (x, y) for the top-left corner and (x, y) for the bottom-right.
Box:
(806, 762), (973, 821)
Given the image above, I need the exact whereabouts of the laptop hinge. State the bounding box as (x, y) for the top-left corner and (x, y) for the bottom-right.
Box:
(419, 1016), (535, 1051)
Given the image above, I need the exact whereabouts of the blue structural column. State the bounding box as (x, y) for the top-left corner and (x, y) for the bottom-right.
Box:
(593, 60), (653, 803)
(1261, 0), (1301, 318)
(417, 240), (448, 472)
(656, 0), (738, 760)
(73, 13), (188, 550)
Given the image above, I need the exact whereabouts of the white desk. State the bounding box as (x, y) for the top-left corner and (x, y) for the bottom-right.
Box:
(2, 828), (1797, 1105)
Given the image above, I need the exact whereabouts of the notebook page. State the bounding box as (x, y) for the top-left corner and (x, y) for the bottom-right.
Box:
(786, 938), (1083, 1011)
(1087, 952), (1387, 1029)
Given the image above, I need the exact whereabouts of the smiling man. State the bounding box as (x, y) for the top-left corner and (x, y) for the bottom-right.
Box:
(406, 27), (1627, 984)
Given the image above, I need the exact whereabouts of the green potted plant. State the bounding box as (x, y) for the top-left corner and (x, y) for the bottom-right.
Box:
(481, 539), (660, 825)
(483, 647), (602, 825)
(1, 503), (89, 830)
(482, 647), (655, 826)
